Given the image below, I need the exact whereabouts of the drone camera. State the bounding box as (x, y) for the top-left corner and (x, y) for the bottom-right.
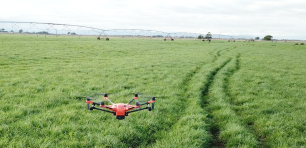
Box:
(116, 116), (125, 120)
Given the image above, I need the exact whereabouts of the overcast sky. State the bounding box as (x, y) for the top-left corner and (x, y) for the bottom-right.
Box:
(1, 0), (305, 39)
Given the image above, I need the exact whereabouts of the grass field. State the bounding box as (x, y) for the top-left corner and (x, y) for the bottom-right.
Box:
(0, 34), (305, 147)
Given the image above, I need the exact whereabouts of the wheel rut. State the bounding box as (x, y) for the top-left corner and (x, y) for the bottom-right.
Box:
(199, 58), (232, 148)
(224, 54), (264, 147)
(147, 48), (230, 147)
(143, 62), (206, 147)
(203, 53), (259, 148)
(146, 48), (235, 147)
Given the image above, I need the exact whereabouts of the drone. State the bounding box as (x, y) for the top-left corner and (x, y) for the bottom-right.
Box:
(86, 93), (156, 120)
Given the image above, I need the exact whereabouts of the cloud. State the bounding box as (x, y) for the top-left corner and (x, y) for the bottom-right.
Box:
(1, 0), (305, 39)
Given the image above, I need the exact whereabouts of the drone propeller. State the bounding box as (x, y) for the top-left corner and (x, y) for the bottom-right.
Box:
(133, 93), (144, 98)
(142, 96), (166, 99)
(95, 93), (114, 104)
(96, 93), (108, 97)
(86, 97), (94, 100)
(127, 93), (144, 104)
(134, 93), (144, 95)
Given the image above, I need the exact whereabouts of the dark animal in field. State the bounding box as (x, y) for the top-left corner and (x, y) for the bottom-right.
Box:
(301, 43), (304, 45)
(164, 38), (166, 41)
(106, 38), (109, 41)
(208, 39), (211, 43)
(171, 38), (174, 41)
(202, 39), (205, 41)
(97, 37), (100, 40)
(295, 43), (299, 45)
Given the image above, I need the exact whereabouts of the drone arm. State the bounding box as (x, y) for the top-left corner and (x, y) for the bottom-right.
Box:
(128, 94), (139, 105)
(138, 100), (156, 110)
(140, 100), (156, 106)
(126, 107), (149, 114)
(103, 97), (114, 105)
(128, 98), (135, 105)
(90, 107), (115, 114)
(86, 100), (101, 110)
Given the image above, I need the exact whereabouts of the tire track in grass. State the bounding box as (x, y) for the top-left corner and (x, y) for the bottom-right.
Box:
(200, 58), (232, 148)
(224, 54), (264, 147)
(124, 62), (206, 148)
(203, 54), (259, 148)
(148, 49), (233, 148)
(147, 63), (212, 148)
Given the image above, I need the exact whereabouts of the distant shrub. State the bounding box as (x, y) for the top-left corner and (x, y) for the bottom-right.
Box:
(295, 43), (299, 45)
(301, 43), (304, 45)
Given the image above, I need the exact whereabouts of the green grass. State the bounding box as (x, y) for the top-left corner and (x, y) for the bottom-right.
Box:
(0, 34), (306, 147)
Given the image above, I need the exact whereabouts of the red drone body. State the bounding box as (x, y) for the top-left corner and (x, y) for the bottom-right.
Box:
(86, 93), (156, 120)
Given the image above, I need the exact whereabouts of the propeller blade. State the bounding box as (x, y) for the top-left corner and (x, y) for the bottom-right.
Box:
(97, 93), (108, 95)
(86, 97), (93, 100)
(97, 93), (108, 97)
(142, 96), (167, 99)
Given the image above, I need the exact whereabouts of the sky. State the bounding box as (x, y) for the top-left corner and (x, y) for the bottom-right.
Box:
(1, 0), (305, 39)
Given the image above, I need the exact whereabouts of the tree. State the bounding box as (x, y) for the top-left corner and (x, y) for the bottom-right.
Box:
(37, 31), (49, 34)
(198, 34), (203, 39)
(19, 29), (23, 33)
(263, 35), (273, 41)
(205, 32), (212, 39)
(67, 32), (70, 35)
(255, 37), (260, 40)
(0, 28), (4, 32)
